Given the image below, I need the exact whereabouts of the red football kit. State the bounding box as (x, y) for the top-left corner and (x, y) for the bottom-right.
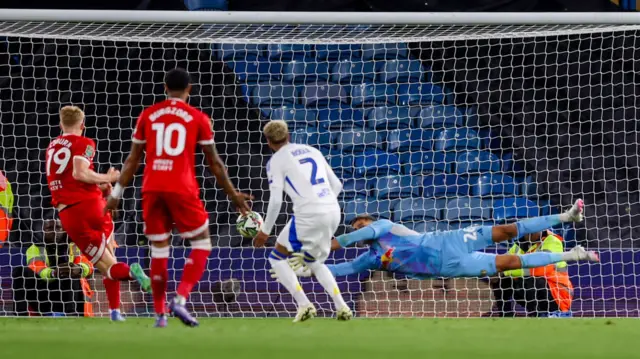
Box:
(132, 98), (213, 241)
(46, 134), (114, 263)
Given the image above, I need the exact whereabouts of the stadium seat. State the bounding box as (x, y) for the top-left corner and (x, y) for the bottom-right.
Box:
(372, 175), (420, 199)
(493, 197), (539, 221)
(411, 221), (449, 233)
(365, 106), (414, 130)
(362, 43), (409, 61)
(445, 197), (491, 222)
(340, 178), (368, 200)
(455, 150), (501, 174)
(367, 198), (397, 219)
(267, 44), (312, 60)
(353, 150), (401, 178)
(330, 60), (376, 84)
(537, 199), (555, 216)
(229, 60), (281, 83)
(520, 176), (538, 198)
(317, 107), (365, 130)
(417, 105), (464, 129)
(502, 152), (526, 174)
(300, 82), (347, 107)
(377, 59), (424, 83)
(326, 153), (354, 179)
(400, 151), (455, 175)
(433, 128), (481, 152)
(290, 127), (332, 150)
(469, 174), (517, 197)
(477, 128), (502, 150)
(334, 129), (381, 152)
(350, 83), (396, 107)
(343, 198), (369, 224)
(386, 129), (435, 152)
(250, 82), (297, 107)
(465, 106), (480, 127)
(397, 83), (445, 106)
(315, 44), (362, 61)
(259, 107), (272, 118)
(393, 198), (443, 222)
(270, 105), (317, 129)
(422, 174), (469, 198)
(219, 43), (265, 61)
(282, 61), (330, 84)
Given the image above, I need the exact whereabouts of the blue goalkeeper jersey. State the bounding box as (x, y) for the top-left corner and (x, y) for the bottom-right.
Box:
(330, 219), (444, 279)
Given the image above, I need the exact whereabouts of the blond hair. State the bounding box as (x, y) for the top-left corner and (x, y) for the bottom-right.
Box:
(59, 106), (85, 129)
(263, 120), (289, 144)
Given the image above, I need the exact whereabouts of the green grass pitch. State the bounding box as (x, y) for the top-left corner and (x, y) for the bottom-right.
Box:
(0, 318), (634, 358)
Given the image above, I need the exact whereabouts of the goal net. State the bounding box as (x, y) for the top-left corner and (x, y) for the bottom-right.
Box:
(0, 11), (638, 318)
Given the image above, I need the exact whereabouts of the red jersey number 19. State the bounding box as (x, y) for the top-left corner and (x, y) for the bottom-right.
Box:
(152, 122), (186, 156)
(47, 147), (72, 176)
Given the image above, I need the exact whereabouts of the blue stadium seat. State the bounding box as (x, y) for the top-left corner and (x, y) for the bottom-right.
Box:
(397, 83), (445, 106)
(493, 197), (539, 221)
(465, 106), (479, 127)
(445, 197), (491, 221)
(411, 221), (449, 233)
(290, 127), (332, 150)
(448, 221), (486, 230)
(367, 198), (397, 219)
(316, 44), (362, 61)
(400, 151), (455, 175)
(300, 83), (347, 107)
(386, 129), (434, 151)
(270, 106), (317, 128)
(326, 153), (354, 179)
(267, 44), (312, 61)
(365, 106), (414, 130)
(378, 59), (424, 83)
(317, 108), (365, 130)
(330, 60), (376, 84)
(537, 199), (555, 216)
(393, 198), (443, 222)
(433, 128), (481, 152)
(350, 83), (396, 107)
(469, 174), (517, 197)
(282, 61), (330, 84)
(417, 105), (464, 129)
(362, 43), (409, 61)
(501, 152), (526, 174)
(343, 198), (368, 224)
(455, 150), (501, 174)
(477, 128), (501, 150)
(353, 150), (401, 178)
(219, 43), (265, 61)
(422, 174), (469, 198)
(334, 129), (381, 152)
(340, 178), (368, 200)
(372, 175), (420, 199)
(250, 82), (297, 107)
(520, 176), (538, 198)
(259, 107), (272, 118)
(229, 60), (281, 83)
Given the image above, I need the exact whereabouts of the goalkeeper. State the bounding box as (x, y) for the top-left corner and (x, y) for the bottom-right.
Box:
(280, 200), (598, 281)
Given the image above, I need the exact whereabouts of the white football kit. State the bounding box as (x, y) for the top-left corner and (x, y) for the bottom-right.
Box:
(261, 143), (342, 262)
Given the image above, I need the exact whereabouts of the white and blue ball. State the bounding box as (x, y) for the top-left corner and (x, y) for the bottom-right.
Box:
(236, 211), (264, 238)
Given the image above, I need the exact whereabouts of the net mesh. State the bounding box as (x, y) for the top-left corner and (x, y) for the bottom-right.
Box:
(0, 19), (637, 318)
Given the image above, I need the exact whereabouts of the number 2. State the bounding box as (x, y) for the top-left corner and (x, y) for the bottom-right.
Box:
(463, 226), (478, 243)
(46, 147), (71, 176)
(299, 157), (325, 185)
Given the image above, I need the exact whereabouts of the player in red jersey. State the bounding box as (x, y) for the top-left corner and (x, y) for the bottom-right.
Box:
(46, 105), (151, 322)
(105, 68), (252, 328)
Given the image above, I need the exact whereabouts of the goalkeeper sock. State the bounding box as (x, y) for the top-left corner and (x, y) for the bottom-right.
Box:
(176, 239), (211, 299)
(519, 252), (564, 268)
(151, 245), (170, 315)
(307, 260), (348, 311)
(515, 215), (562, 238)
(108, 262), (132, 281)
(268, 255), (310, 307)
(103, 277), (120, 310)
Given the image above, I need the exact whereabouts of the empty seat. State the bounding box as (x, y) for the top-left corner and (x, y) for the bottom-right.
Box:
(477, 128), (501, 150)
(386, 129), (434, 152)
(393, 198), (442, 222)
(229, 60), (281, 83)
(316, 44), (362, 61)
(412, 221), (449, 233)
(417, 105), (464, 129)
(372, 175), (420, 199)
(350, 83), (396, 107)
(433, 128), (481, 152)
(445, 197), (491, 221)
(330, 60), (376, 84)
(270, 106), (317, 128)
(520, 176), (538, 198)
(343, 198), (368, 224)
(340, 178), (368, 200)
(267, 44), (311, 60)
(326, 153), (354, 179)
(422, 174), (469, 198)
(301, 83), (347, 107)
(290, 127), (332, 150)
(362, 43), (409, 61)
(365, 106), (414, 130)
(250, 83), (297, 107)
(469, 174), (517, 197)
(282, 61), (330, 84)
(317, 108), (365, 130)
(455, 150), (501, 174)
(353, 150), (401, 178)
(400, 151), (454, 175)
(465, 106), (480, 127)
(334, 129), (380, 152)
(378, 59), (424, 83)
(367, 198), (397, 219)
(219, 43), (265, 61)
(396, 83), (445, 106)
(493, 197), (539, 221)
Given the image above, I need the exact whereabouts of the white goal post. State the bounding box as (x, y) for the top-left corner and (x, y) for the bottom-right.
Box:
(0, 10), (638, 318)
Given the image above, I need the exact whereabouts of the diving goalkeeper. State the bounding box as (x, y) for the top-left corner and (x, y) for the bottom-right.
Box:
(279, 200), (598, 280)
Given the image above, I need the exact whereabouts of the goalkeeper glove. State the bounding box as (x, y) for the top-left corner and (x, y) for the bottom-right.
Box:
(287, 252), (308, 271)
(269, 265), (312, 279)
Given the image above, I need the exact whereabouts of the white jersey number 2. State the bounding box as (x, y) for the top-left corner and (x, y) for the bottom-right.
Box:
(152, 122), (186, 156)
(298, 157), (325, 185)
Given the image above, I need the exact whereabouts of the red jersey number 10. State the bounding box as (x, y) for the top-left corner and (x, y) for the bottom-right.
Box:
(152, 122), (186, 156)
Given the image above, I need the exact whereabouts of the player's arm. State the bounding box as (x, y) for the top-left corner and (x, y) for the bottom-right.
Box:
(333, 219), (395, 249)
(72, 142), (119, 185)
(201, 143), (251, 215)
(328, 251), (378, 277)
(254, 159), (284, 246)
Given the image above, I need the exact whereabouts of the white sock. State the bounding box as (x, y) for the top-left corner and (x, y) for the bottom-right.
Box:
(268, 258), (311, 307)
(307, 261), (347, 311)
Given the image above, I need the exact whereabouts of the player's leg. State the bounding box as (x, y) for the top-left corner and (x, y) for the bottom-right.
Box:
(494, 244), (599, 273)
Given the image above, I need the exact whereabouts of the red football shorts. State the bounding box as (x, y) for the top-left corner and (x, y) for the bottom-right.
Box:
(59, 197), (114, 264)
(142, 191), (209, 242)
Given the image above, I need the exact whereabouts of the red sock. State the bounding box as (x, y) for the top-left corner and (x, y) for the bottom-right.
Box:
(151, 257), (169, 315)
(108, 262), (132, 281)
(103, 278), (120, 310)
(176, 249), (210, 299)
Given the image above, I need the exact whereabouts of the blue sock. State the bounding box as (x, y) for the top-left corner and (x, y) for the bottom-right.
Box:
(516, 215), (562, 238)
(519, 252), (564, 268)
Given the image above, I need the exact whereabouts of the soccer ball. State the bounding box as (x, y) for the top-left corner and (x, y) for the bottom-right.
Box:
(236, 211), (264, 238)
